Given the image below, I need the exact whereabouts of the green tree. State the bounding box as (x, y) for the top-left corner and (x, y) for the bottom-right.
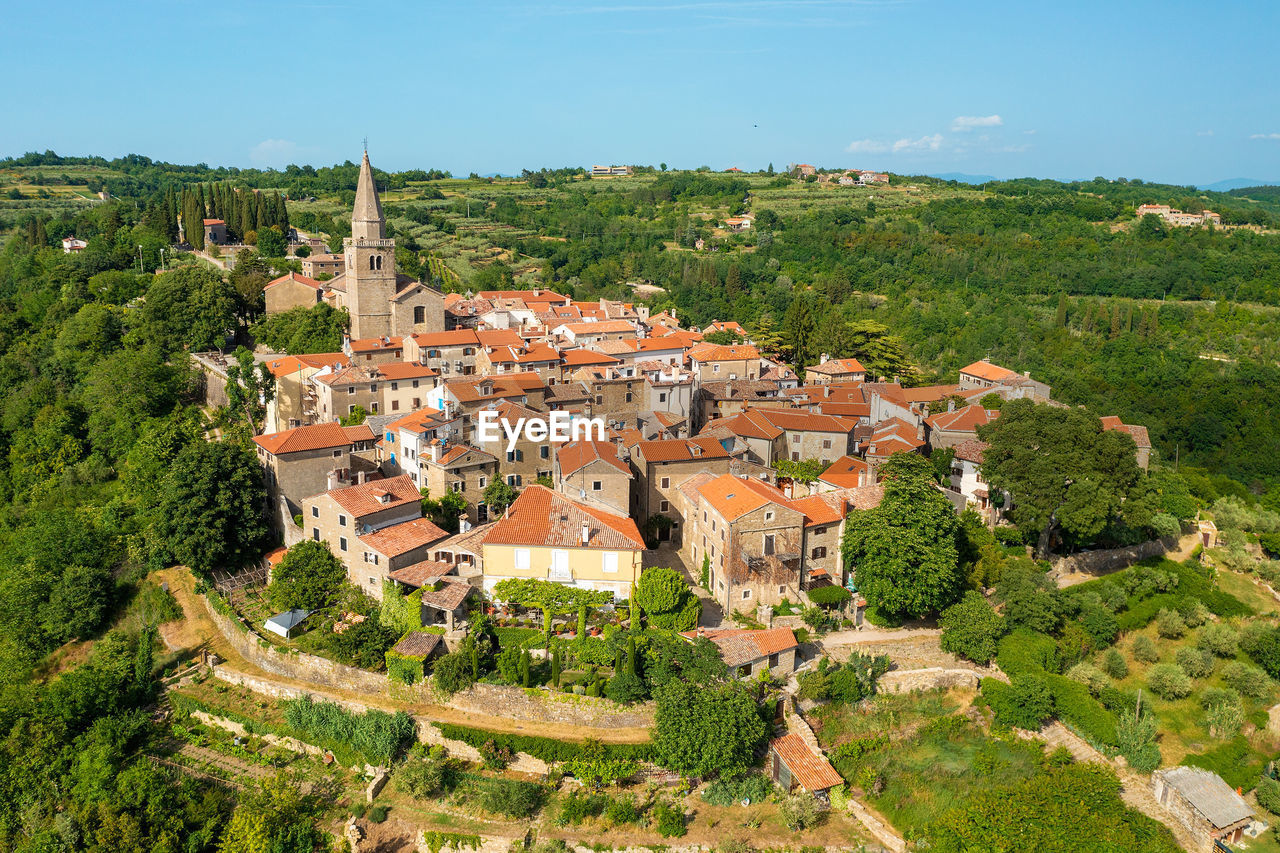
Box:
(978, 399), (1146, 557)
(251, 304), (348, 354)
(255, 226), (287, 257)
(483, 479), (519, 513)
(224, 346), (276, 434)
(652, 680), (767, 778)
(634, 567), (699, 631)
(136, 266), (237, 354)
(939, 591), (1006, 664)
(267, 541), (346, 611)
(218, 772), (324, 853)
(843, 453), (964, 618)
(156, 441), (266, 574)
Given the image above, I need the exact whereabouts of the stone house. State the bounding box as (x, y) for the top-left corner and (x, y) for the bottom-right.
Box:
(1101, 416), (1153, 470)
(680, 627), (800, 679)
(402, 329), (484, 378)
(748, 408), (858, 466)
(1152, 766), (1255, 850)
(264, 272), (324, 314)
(552, 319), (638, 346)
(804, 355), (866, 385)
(480, 400), (560, 487)
(629, 436), (733, 542)
(559, 348), (622, 383)
(479, 485), (645, 599)
(475, 342), (561, 382)
(351, 516), (451, 599)
(926, 403), (999, 450)
(378, 362), (440, 415)
(440, 373), (547, 423)
(769, 732), (844, 798)
(576, 368), (648, 425)
(697, 409), (785, 466)
(262, 353), (347, 432)
(344, 335), (404, 365)
(301, 252), (344, 279)
(817, 454), (872, 493)
(419, 444), (500, 525)
(555, 440), (634, 516)
(311, 362), (436, 421)
(861, 418), (926, 471)
(253, 422), (376, 519)
(958, 359), (1052, 400)
(203, 218), (229, 245)
(643, 364), (696, 421)
(686, 342), (761, 382)
(379, 407), (464, 483)
(695, 380), (791, 427)
(300, 475), (425, 590)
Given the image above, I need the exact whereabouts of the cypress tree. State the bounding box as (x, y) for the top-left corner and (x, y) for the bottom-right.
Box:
(551, 645), (561, 687)
(470, 643), (479, 680)
(627, 635), (637, 677)
(1055, 293), (1067, 327)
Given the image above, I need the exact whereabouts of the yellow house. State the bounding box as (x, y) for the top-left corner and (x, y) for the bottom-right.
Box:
(479, 485), (645, 599)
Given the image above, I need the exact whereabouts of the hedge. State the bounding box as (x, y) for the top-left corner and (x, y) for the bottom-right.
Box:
(432, 722), (654, 763)
(1183, 736), (1266, 792)
(996, 629), (1060, 676)
(386, 649), (428, 685)
(1042, 673), (1118, 749)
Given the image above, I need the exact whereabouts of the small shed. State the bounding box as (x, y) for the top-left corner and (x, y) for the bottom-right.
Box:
(390, 630), (443, 660)
(769, 733), (843, 799)
(419, 579), (476, 631)
(1152, 766), (1255, 849)
(264, 609), (312, 639)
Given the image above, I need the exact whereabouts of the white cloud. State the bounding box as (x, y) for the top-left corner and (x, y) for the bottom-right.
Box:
(846, 138), (889, 154)
(892, 133), (943, 152)
(951, 114), (1003, 132)
(249, 138), (299, 168)
(1251, 132), (1280, 140)
(1196, 130), (1214, 137)
(1024, 129), (1037, 135)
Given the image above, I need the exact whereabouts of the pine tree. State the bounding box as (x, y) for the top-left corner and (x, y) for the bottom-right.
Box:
(134, 627), (155, 691)
(1109, 304), (1123, 339)
(1081, 303), (1094, 334)
(725, 264), (742, 296)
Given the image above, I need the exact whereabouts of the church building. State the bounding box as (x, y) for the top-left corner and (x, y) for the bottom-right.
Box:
(264, 150), (444, 339)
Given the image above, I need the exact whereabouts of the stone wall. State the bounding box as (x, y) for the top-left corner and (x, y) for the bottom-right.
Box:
(1050, 537), (1176, 580)
(878, 667), (983, 694)
(444, 683), (655, 729)
(205, 596), (389, 694)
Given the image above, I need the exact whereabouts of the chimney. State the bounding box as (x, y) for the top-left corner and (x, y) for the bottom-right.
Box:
(858, 469), (866, 487)
(1023, 370), (1031, 378)
(820, 353), (829, 364)
(581, 521), (590, 545)
(696, 626), (705, 638)
(429, 441), (440, 463)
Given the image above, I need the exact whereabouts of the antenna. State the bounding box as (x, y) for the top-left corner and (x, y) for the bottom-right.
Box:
(362, 136), (368, 152)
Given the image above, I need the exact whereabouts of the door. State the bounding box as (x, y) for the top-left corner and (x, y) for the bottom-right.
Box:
(551, 549), (570, 581)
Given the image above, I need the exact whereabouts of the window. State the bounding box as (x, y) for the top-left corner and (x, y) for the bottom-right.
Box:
(729, 373), (737, 380)
(311, 506), (319, 518)
(764, 510), (773, 521)
(778, 585), (787, 594)
(540, 446), (549, 459)
(507, 475), (516, 486)
(348, 387), (356, 395)
(312, 528), (320, 541)
(507, 450), (516, 462)
(333, 449), (342, 458)
(391, 382), (399, 391)
(711, 519), (716, 532)
(769, 653), (779, 668)
(602, 552), (618, 573)
(822, 439), (832, 449)
(593, 481), (603, 492)
(514, 548), (531, 570)
(370, 384), (378, 393)
(660, 477), (670, 489)
(369, 576), (377, 586)
(625, 392), (632, 403)
(414, 306), (425, 324)
(478, 476), (487, 489)
(412, 380), (420, 389)
(339, 537), (348, 551)
(339, 515), (347, 527)
(516, 449), (524, 462)
(791, 434), (801, 443)
(659, 499), (669, 511)
(595, 395), (603, 405)
(792, 452), (800, 461)
(742, 589), (752, 600)
(659, 393), (667, 403)
(391, 400), (400, 411)
(764, 534), (775, 555)
(812, 546), (827, 559)
(713, 364), (720, 374)
(813, 526), (826, 536)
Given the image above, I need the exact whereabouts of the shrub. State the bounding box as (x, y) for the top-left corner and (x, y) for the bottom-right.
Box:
(282, 697), (415, 765)
(654, 800), (686, 837)
(1174, 647), (1214, 679)
(432, 723), (654, 764)
(397, 749), (454, 798)
(1200, 687), (1241, 709)
(1101, 648), (1129, 680)
(939, 591), (1006, 664)
(702, 774), (776, 807)
(1183, 736), (1266, 791)
(1206, 700), (1244, 739)
(1066, 663), (1109, 695)
(1077, 605), (1119, 647)
(1222, 661), (1270, 698)
(1131, 635), (1159, 663)
(1155, 608), (1186, 639)
(557, 790), (608, 826)
(367, 805), (388, 823)
(474, 777), (545, 818)
(1044, 673), (1118, 747)
(1146, 664), (1192, 700)
(779, 794), (823, 831)
(996, 629), (1060, 676)
(1180, 601), (1210, 628)
(808, 585), (852, 607)
(1241, 625), (1280, 677)
(985, 675), (1054, 730)
(431, 650), (476, 696)
(1256, 777), (1280, 817)
(1150, 513), (1181, 540)
(1198, 623), (1238, 657)
(605, 794), (641, 825)
(1114, 709), (1161, 773)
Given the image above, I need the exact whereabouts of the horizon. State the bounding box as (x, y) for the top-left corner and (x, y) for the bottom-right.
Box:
(5, 0), (1279, 187)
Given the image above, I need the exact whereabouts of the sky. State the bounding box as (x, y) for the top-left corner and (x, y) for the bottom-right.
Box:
(4, 0), (1279, 185)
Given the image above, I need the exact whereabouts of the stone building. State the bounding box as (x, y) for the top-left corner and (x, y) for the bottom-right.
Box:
(264, 272), (325, 314)
(253, 422), (376, 520)
(680, 626), (800, 679)
(1151, 766), (1255, 851)
(555, 440), (634, 516)
(629, 436), (733, 542)
(420, 443), (500, 525)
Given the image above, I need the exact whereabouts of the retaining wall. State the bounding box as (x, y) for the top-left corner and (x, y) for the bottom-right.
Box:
(445, 683), (655, 729)
(1050, 537), (1177, 580)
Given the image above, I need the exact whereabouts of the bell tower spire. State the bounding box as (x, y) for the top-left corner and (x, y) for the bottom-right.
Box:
(343, 148), (395, 339)
(351, 149), (385, 241)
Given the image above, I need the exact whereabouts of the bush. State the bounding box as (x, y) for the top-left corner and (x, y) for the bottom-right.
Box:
(1221, 661), (1270, 698)
(432, 723), (654, 764)
(1150, 513), (1181, 539)
(605, 794), (641, 825)
(1241, 625), (1280, 677)
(1200, 687), (1241, 710)
(939, 591), (1006, 664)
(557, 791), (608, 825)
(1043, 673), (1118, 747)
(1206, 700), (1244, 739)
(654, 800), (686, 837)
(983, 676), (1054, 730)
(996, 629), (1060, 676)
(701, 774), (776, 807)
(282, 697), (415, 765)
(431, 650), (475, 696)
(1077, 605), (1119, 647)
(636, 567), (700, 631)
(1155, 608), (1186, 639)
(1115, 710), (1160, 773)
(367, 805), (388, 823)
(1146, 664), (1192, 699)
(1175, 647), (1214, 679)
(1131, 635), (1159, 663)
(779, 794), (823, 831)
(1101, 648), (1129, 680)
(397, 749), (454, 798)
(1066, 663), (1109, 695)
(1256, 777), (1280, 817)
(474, 777), (545, 818)
(808, 585), (852, 607)
(1198, 623), (1238, 657)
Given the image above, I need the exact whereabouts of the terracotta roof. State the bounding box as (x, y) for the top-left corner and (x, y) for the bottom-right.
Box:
(754, 408), (857, 434)
(770, 732), (844, 791)
(265, 546), (287, 567)
(419, 578), (475, 611)
(254, 422), (374, 455)
(1100, 416), (1152, 448)
(435, 444), (496, 467)
(263, 353), (348, 378)
(481, 485), (644, 550)
(561, 348), (621, 367)
(475, 328), (525, 348)
(701, 410), (784, 441)
(265, 271), (322, 291)
(835, 483), (885, 510)
(808, 357), (866, 375)
(687, 342), (760, 363)
(698, 474), (794, 521)
(927, 404), (998, 433)
(558, 319), (637, 335)
(378, 362), (439, 380)
(387, 560), (455, 587)
(705, 320), (747, 334)
(953, 439), (988, 464)
(960, 360), (1019, 382)
(477, 289), (569, 303)
(790, 494), (846, 527)
(409, 329), (480, 347)
(636, 436), (730, 463)
(391, 631), (443, 658)
(901, 384), (961, 403)
(348, 336), (403, 353)
(446, 373), (543, 403)
(359, 517), (449, 557)
(819, 455), (871, 489)
(326, 474), (421, 519)
(202, 218), (224, 225)
(487, 342), (560, 364)
(557, 440), (633, 478)
(678, 627), (798, 668)
(816, 402), (870, 419)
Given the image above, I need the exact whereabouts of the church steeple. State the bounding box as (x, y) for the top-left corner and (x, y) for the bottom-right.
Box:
(351, 149), (385, 240)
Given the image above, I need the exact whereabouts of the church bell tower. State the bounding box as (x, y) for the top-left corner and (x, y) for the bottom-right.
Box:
(344, 150), (396, 340)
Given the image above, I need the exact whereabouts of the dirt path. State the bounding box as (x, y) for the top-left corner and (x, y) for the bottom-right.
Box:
(158, 567), (653, 744)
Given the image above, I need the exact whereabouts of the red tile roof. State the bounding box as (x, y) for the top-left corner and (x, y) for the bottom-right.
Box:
(819, 455), (871, 489)
(387, 560), (455, 587)
(481, 485), (644, 550)
(558, 319), (637, 335)
(409, 329), (480, 347)
(927, 404), (998, 433)
(254, 422), (374, 455)
(420, 578), (475, 611)
(953, 439), (988, 464)
(698, 474), (794, 521)
(265, 271), (322, 291)
(327, 474), (421, 519)
(561, 348), (621, 366)
(475, 328), (525, 348)
(1100, 416), (1152, 448)
(960, 360), (1018, 382)
(557, 440), (633, 478)
(770, 732), (844, 791)
(679, 626), (798, 668)
(359, 517), (449, 557)
(687, 342), (761, 363)
(349, 336), (403, 353)
(807, 357), (866, 375)
(753, 407), (858, 434)
(378, 362), (439, 380)
(636, 436), (730, 463)
(790, 494), (846, 527)
(263, 353), (347, 378)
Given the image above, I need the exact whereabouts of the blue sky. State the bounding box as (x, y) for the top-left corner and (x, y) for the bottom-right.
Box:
(5, 0), (1279, 184)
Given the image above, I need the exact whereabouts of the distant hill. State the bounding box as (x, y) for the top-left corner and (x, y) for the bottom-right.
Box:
(1226, 184), (1280, 200)
(929, 172), (997, 185)
(1199, 178), (1277, 192)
